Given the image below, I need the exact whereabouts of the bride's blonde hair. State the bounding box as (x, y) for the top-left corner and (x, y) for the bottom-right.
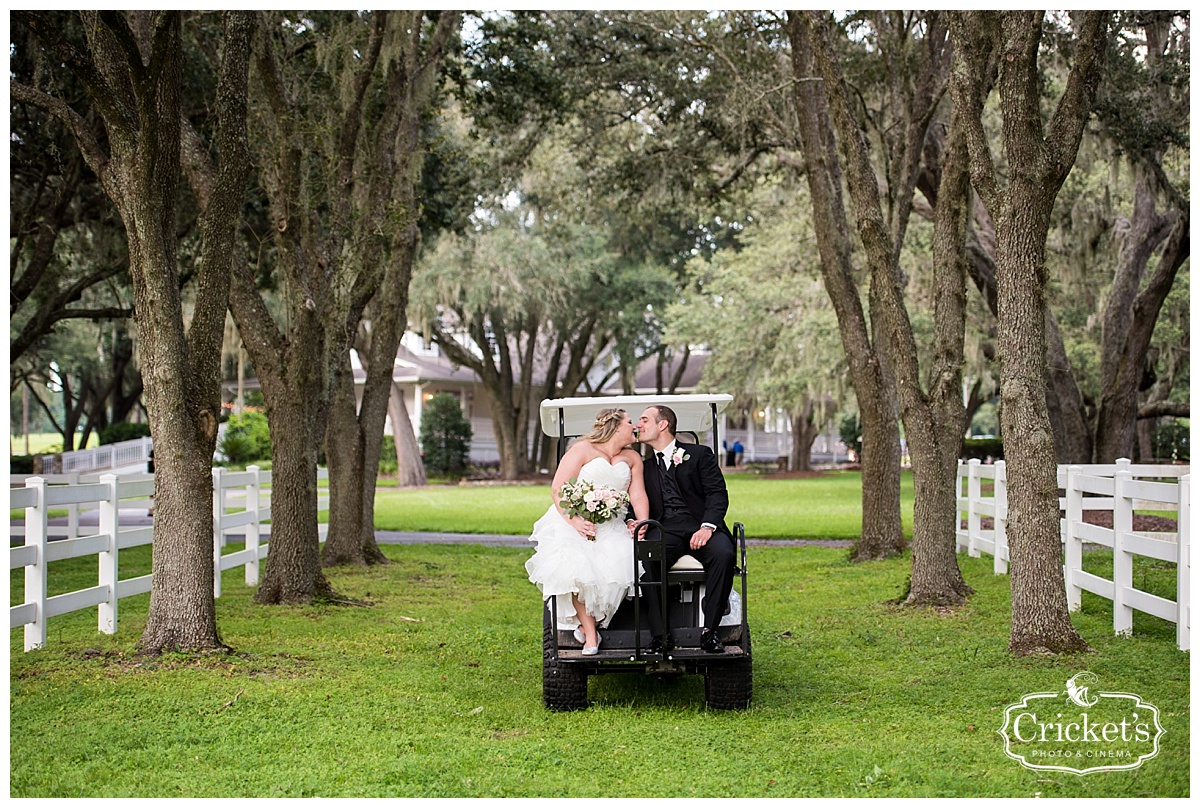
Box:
(582, 407), (628, 445)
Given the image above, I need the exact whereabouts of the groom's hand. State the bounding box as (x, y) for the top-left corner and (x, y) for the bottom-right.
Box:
(689, 525), (714, 550)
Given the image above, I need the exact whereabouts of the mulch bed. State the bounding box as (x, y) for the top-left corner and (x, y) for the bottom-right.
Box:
(967, 511), (1177, 532)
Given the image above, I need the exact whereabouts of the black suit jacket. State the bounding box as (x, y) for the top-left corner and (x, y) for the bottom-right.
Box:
(642, 442), (730, 535)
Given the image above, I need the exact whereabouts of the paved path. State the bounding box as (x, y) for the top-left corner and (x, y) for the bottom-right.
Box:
(373, 531), (852, 549)
(15, 510), (852, 549)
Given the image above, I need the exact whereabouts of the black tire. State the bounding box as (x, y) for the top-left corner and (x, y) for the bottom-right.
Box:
(704, 632), (752, 711)
(543, 618), (588, 711)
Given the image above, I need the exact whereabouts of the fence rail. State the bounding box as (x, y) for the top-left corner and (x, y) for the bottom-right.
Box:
(46, 436), (155, 474)
(10, 466), (328, 651)
(957, 458), (1190, 650)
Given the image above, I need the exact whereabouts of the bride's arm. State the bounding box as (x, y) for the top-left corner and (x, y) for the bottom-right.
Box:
(624, 451), (649, 523)
(551, 443), (594, 535)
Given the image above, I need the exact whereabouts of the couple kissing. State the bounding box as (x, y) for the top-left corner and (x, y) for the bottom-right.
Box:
(525, 404), (734, 656)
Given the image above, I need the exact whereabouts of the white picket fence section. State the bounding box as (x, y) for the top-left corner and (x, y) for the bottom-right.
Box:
(10, 466), (329, 651)
(956, 458), (1190, 650)
(56, 436), (154, 474)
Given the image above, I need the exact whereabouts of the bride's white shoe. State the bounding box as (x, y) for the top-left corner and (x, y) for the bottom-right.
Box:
(582, 634), (601, 656)
(573, 627), (585, 644)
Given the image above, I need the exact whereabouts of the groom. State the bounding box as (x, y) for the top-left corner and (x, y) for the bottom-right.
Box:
(633, 404), (735, 655)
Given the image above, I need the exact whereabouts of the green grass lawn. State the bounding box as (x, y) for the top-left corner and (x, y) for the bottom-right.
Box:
(373, 470), (916, 539)
(10, 431), (100, 455)
(9, 542), (1189, 798)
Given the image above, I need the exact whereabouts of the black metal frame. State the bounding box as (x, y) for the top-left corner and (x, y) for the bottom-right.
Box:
(630, 518), (666, 659)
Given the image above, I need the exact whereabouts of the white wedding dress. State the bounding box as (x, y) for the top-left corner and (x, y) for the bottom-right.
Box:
(525, 457), (636, 630)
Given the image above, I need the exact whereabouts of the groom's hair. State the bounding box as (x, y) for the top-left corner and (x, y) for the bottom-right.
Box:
(650, 405), (677, 436)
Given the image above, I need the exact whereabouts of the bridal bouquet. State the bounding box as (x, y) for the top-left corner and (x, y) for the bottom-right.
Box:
(558, 477), (630, 533)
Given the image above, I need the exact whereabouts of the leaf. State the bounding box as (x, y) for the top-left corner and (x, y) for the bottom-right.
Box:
(471, 706), (484, 715)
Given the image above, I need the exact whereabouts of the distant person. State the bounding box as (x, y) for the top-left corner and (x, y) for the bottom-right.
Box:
(732, 439), (744, 467)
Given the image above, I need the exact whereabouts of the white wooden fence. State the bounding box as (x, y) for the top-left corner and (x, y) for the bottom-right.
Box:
(956, 458), (1190, 650)
(9, 466), (328, 651)
(51, 436), (154, 474)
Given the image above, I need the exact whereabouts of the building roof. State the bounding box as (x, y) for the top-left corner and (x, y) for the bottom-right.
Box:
(602, 350), (709, 395)
(351, 342), (478, 386)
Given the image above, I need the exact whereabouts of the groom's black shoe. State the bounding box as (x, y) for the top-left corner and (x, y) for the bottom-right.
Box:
(700, 629), (723, 654)
(646, 636), (671, 656)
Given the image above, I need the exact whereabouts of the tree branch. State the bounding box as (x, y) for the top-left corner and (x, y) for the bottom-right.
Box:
(947, 11), (1001, 213)
(12, 11), (135, 136)
(1138, 401), (1189, 419)
(9, 81), (110, 184)
(97, 10), (149, 88)
(1045, 12), (1109, 175)
(186, 10), (255, 392)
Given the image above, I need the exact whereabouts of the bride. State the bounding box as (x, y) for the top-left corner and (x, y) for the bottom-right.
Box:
(525, 407), (648, 655)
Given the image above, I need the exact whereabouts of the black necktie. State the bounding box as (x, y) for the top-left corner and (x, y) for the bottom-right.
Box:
(657, 451), (668, 475)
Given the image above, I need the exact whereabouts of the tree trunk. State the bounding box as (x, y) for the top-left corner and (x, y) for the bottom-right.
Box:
(492, 404), (521, 481)
(1093, 171), (1189, 462)
(232, 11), (458, 598)
(13, 11), (254, 652)
(806, 11), (971, 599)
(322, 357), (372, 566)
(433, 315), (532, 481)
(787, 14), (905, 562)
(1044, 312), (1093, 463)
(951, 10), (1105, 654)
(789, 403), (818, 473)
(996, 203), (1087, 653)
(257, 397), (337, 603)
(963, 197), (1092, 463)
(322, 14), (451, 563)
(389, 383), (426, 486)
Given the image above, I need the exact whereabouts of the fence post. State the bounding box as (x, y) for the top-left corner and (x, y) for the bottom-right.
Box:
(1112, 461), (1133, 636)
(66, 471), (81, 539)
(212, 467), (224, 599)
(24, 477), (48, 651)
(1064, 465), (1083, 611)
(994, 460), (1008, 574)
(1178, 474), (1190, 651)
(245, 465), (261, 586)
(967, 459), (982, 557)
(955, 461), (967, 553)
(98, 473), (119, 634)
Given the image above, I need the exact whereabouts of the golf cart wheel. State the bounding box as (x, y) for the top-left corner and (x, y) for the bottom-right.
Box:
(543, 619), (588, 711)
(704, 634), (752, 711)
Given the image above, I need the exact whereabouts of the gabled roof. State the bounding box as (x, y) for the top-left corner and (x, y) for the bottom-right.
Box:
(601, 350), (709, 395)
(351, 342), (478, 386)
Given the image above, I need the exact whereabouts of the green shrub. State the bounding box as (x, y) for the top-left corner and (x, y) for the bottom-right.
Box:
(99, 422), (151, 445)
(1150, 418), (1189, 461)
(961, 437), (1004, 461)
(377, 434), (398, 475)
(838, 413), (862, 457)
(10, 455), (34, 474)
(419, 393), (471, 479)
(219, 411), (271, 464)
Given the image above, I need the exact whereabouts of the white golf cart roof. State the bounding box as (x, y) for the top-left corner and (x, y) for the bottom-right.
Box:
(539, 393), (734, 438)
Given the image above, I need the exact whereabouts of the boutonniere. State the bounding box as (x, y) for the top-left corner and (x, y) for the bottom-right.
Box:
(670, 447), (690, 467)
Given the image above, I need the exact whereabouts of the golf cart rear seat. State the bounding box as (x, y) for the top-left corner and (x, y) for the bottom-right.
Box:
(667, 553), (707, 582)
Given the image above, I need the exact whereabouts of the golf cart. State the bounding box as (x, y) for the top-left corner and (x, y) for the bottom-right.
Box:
(536, 394), (752, 711)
